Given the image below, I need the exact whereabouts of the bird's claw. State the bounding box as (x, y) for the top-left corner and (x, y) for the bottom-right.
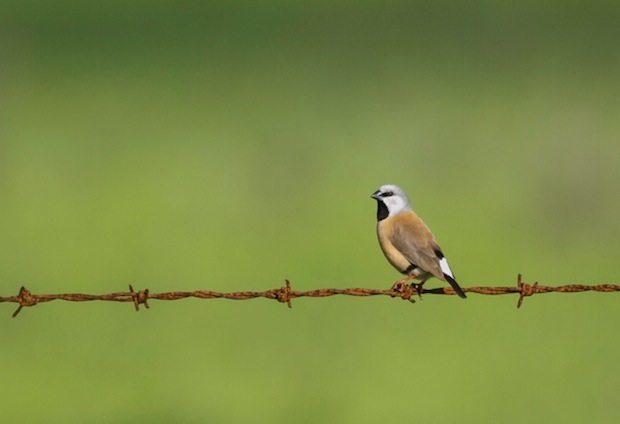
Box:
(412, 282), (425, 299)
(391, 280), (406, 292)
(391, 275), (416, 291)
(390, 279), (425, 301)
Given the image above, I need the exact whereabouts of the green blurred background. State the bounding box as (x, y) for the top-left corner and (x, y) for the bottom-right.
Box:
(1, 1), (619, 422)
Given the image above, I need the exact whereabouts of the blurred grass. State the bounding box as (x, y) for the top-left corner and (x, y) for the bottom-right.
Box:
(1, 1), (619, 423)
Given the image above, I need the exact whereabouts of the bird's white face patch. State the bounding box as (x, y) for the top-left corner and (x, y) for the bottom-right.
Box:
(373, 184), (412, 217)
(383, 195), (408, 215)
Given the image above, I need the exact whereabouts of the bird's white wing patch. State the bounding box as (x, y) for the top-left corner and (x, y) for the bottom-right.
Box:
(439, 257), (455, 279)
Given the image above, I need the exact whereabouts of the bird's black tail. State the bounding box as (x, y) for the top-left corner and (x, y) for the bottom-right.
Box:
(444, 274), (467, 299)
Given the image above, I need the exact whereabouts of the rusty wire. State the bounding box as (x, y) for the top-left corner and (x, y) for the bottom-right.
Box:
(0, 274), (618, 318)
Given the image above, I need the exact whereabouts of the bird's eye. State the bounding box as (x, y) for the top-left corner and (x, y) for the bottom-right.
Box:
(381, 191), (394, 197)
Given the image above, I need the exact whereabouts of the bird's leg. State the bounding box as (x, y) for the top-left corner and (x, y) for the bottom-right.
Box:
(412, 277), (429, 299)
(391, 274), (417, 292)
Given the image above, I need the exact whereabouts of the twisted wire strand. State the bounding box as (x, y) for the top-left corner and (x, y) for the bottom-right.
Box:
(1, 274), (618, 317)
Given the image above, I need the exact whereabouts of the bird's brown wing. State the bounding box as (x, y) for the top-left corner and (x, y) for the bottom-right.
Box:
(389, 211), (445, 280)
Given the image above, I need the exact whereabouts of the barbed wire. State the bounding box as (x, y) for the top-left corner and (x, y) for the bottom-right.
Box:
(0, 274), (618, 318)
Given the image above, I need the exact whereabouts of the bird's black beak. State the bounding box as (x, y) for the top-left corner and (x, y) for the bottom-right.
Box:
(371, 190), (381, 200)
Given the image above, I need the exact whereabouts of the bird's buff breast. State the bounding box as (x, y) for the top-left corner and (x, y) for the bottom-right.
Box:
(376, 219), (413, 274)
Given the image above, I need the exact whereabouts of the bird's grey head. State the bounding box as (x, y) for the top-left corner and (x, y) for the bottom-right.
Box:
(371, 184), (412, 221)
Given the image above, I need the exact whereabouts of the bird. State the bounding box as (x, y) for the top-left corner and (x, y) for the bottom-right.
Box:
(371, 184), (467, 298)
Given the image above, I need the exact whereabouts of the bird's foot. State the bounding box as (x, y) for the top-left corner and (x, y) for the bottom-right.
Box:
(391, 275), (417, 292)
(412, 281), (426, 299)
(390, 276), (419, 303)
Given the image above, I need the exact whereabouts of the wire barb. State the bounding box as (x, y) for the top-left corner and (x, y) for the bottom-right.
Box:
(129, 284), (150, 312)
(12, 286), (38, 318)
(390, 282), (418, 303)
(0, 274), (618, 317)
(517, 273), (538, 309)
(275, 279), (293, 308)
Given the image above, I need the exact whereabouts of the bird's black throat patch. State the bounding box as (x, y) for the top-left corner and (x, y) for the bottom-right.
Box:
(376, 200), (389, 221)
